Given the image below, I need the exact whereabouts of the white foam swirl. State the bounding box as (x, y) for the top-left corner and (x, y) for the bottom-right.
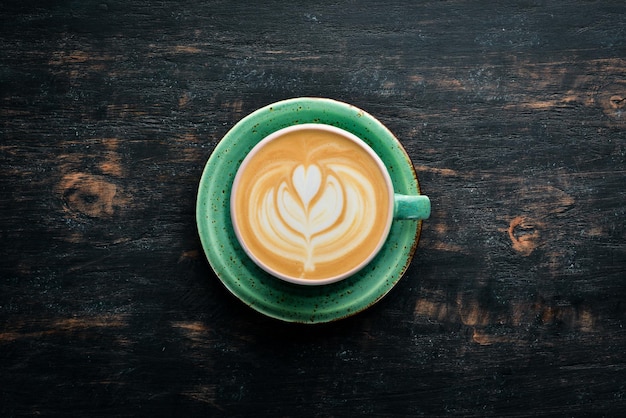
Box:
(250, 162), (377, 275)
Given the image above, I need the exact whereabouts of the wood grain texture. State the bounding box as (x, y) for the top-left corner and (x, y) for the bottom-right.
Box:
(1, 0), (625, 416)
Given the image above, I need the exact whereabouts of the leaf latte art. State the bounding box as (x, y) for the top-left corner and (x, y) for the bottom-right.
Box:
(261, 162), (373, 273)
(231, 126), (393, 282)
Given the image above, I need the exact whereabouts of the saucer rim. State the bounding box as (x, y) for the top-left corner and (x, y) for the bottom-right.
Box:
(196, 97), (422, 323)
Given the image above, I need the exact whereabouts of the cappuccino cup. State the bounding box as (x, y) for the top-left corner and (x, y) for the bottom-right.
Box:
(230, 123), (430, 286)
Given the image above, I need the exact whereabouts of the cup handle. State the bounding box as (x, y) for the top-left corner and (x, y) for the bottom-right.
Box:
(394, 194), (431, 220)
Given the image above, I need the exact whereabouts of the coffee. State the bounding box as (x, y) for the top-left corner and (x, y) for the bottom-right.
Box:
(231, 124), (394, 283)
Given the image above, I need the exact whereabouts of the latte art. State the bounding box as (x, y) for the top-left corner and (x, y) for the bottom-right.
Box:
(259, 162), (375, 273)
(231, 125), (393, 282)
(273, 164), (344, 271)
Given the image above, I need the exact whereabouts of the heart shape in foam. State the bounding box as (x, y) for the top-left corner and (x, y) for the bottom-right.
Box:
(292, 164), (321, 208)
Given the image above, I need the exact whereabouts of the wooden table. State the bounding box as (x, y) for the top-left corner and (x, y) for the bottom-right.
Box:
(2, 1), (625, 416)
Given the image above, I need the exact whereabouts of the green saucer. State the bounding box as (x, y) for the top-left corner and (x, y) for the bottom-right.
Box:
(196, 98), (423, 323)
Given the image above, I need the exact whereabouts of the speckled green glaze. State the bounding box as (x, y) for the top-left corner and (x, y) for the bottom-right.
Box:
(196, 97), (424, 323)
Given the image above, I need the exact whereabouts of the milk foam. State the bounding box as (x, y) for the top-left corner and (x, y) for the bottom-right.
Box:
(252, 162), (376, 273)
(232, 126), (392, 281)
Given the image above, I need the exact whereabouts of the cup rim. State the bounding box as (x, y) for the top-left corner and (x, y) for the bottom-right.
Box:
(230, 123), (395, 286)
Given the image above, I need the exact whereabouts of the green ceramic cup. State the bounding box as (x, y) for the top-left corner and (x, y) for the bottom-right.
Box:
(197, 97), (429, 323)
(229, 123), (430, 286)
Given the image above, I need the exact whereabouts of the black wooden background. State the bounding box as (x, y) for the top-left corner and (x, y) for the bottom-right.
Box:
(1, 1), (625, 416)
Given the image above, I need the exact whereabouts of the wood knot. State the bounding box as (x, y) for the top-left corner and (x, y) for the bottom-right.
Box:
(59, 173), (118, 217)
(508, 216), (539, 256)
(609, 95), (625, 110)
(597, 82), (626, 121)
